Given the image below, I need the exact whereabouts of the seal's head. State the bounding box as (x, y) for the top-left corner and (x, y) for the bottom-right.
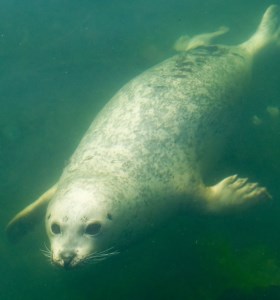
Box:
(45, 180), (118, 269)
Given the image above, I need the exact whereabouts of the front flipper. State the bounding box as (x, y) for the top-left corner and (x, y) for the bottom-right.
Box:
(6, 184), (57, 241)
(201, 175), (271, 213)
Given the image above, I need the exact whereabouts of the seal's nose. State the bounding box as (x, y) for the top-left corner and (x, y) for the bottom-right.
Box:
(60, 251), (76, 268)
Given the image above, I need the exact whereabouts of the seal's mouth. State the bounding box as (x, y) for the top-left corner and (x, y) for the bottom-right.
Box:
(40, 245), (81, 269)
(41, 244), (120, 269)
(54, 256), (78, 269)
(52, 257), (80, 269)
(51, 249), (82, 269)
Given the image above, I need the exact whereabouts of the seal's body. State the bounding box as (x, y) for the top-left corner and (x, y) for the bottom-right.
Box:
(7, 5), (280, 268)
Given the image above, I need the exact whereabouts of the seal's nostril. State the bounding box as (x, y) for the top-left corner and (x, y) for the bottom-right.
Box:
(60, 251), (76, 268)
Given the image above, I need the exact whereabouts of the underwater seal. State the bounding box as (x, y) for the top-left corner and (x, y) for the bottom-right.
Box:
(7, 5), (280, 268)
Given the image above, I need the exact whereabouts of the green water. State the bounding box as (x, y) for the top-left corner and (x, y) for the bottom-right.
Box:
(1, 0), (280, 299)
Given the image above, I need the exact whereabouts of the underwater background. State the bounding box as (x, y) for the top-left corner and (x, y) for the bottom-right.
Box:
(1, 0), (280, 299)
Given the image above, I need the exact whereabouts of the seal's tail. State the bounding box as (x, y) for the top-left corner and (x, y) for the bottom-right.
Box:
(241, 5), (280, 55)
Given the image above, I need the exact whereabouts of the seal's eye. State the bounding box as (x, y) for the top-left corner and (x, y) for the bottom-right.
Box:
(85, 222), (101, 236)
(51, 223), (61, 235)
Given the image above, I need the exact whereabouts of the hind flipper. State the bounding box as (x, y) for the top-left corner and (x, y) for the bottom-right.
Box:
(199, 175), (271, 213)
(174, 26), (229, 51)
(6, 184), (57, 241)
(241, 5), (280, 55)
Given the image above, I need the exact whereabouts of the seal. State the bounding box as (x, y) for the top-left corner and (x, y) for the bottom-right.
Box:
(7, 5), (280, 269)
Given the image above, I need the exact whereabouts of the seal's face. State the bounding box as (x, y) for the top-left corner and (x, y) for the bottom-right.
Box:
(45, 184), (118, 269)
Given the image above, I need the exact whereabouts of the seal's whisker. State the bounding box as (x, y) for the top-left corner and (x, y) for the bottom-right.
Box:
(97, 247), (115, 254)
(40, 248), (51, 255)
(40, 242), (52, 261)
(44, 242), (51, 253)
(83, 247), (120, 265)
(41, 252), (51, 259)
(40, 249), (51, 256)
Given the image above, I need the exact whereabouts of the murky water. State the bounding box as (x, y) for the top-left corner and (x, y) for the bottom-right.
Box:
(1, 0), (280, 299)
